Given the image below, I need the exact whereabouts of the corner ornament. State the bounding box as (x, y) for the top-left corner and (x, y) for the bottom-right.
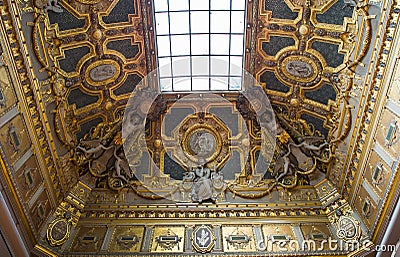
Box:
(46, 217), (72, 246)
(191, 225), (216, 253)
(336, 215), (361, 242)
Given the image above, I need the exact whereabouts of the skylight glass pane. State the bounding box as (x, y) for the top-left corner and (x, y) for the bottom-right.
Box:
(171, 35), (190, 55)
(172, 57), (190, 76)
(230, 56), (243, 75)
(230, 35), (244, 55)
(190, 0), (209, 10)
(211, 77), (229, 90)
(232, 0), (246, 10)
(191, 34), (209, 55)
(155, 13), (169, 35)
(210, 34), (230, 55)
(173, 77), (191, 91)
(192, 56), (209, 76)
(169, 12), (189, 34)
(156, 36), (170, 57)
(160, 78), (172, 90)
(168, 0), (188, 11)
(231, 11), (245, 33)
(153, 0), (247, 92)
(211, 57), (229, 76)
(190, 11), (209, 33)
(192, 77), (210, 90)
(158, 57), (172, 77)
(210, 11), (230, 33)
(211, 0), (231, 10)
(154, 0), (168, 12)
(229, 77), (242, 90)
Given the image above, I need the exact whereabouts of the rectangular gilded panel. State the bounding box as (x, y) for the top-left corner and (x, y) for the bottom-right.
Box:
(71, 226), (108, 253)
(29, 189), (51, 231)
(364, 151), (391, 198)
(150, 226), (185, 253)
(262, 224), (296, 252)
(375, 109), (400, 159)
(354, 186), (378, 229)
(221, 225), (256, 252)
(299, 223), (334, 251)
(15, 155), (43, 202)
(0, 65), (17, 116)
(109, 226), (145, 252)
(0, 115), (30, 164)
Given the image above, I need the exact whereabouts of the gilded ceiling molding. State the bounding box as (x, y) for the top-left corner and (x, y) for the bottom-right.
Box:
(28, 0), (149, 152)
(342, 0), (400, 244)
(46, 181), (93, 247)
(253, 0), (388, 203)
(253, 2), (364, 203)
(69, 83), (333, 202)
(254, 0), (363, 144)
(342, 0), (398, 196)
(0, 0), (70, 242)
(344, 0), (399, 206)
(0, 146), (36, 244)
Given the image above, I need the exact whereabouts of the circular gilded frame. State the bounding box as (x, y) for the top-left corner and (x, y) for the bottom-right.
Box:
(46, 218), (71, 246)
(181, 123), (223, 164)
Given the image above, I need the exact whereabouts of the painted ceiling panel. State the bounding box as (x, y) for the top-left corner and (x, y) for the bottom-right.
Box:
(303, 83), (337, 105)
(102, 0), (136, 24)
(315, 0), (354, 25)
(47, 6), (86, 31)
(311, 40), (344, 68)
(260, 70), (291, 92)
(264, 0), (299, 20)
(59, 46), (91, 73)
(262, 35), (296, 56)
(113, 73), (142, 96)
(106, 38), (140, 59)
(67, 87), (99, 109)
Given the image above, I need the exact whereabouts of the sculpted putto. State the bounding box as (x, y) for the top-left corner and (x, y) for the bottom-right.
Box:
(184, 158), (219, 203)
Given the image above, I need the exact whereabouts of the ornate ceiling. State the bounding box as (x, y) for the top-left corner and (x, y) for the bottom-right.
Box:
(0, 0), (399, 256)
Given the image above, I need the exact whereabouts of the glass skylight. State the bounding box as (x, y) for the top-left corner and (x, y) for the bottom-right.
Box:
(153, 0), (247, 91)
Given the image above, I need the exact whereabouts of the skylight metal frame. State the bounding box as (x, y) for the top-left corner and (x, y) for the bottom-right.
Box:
(152, 0), (247, 92)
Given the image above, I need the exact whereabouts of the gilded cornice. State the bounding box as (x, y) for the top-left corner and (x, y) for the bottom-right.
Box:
(0, 0), (69, 242)
(0, 146), (36, 245)
(372, 160), (400, 242)
(342, 0), (399, 197)
(341, 0), (400, 241)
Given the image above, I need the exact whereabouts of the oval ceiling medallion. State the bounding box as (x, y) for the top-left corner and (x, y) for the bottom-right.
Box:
(85, 59), (120, 86)
(277, 50), (323, 87)
(285, 60), (313, 78)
